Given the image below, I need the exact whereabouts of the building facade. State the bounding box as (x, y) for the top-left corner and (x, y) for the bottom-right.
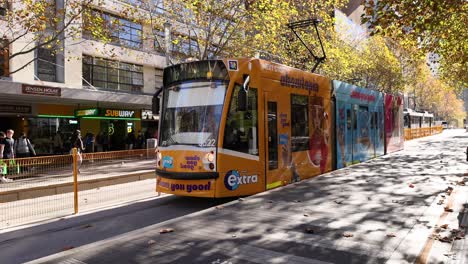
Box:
(0, 0), (166, 154)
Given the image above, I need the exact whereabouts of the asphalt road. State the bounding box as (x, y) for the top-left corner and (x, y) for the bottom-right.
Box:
(0, 194), (234, 264)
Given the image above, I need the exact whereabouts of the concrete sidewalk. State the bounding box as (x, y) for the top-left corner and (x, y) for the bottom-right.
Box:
(28, 130), (468, 264)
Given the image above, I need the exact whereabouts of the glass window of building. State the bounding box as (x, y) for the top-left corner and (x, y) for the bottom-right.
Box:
(36, 48), (57, 82)
(84, 10), (142, 49)
(0, 1), (7, 16)
(28, 117), (79, 155)
(155, 68), (163, 88)
(0, 40), (8, 77)
(153, 28), (165, 53)
(83, 55), (144, 92)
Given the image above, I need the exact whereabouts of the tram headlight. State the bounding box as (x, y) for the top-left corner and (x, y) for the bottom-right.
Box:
(156, 150), (162, 167)
(206, 151), (215, 163)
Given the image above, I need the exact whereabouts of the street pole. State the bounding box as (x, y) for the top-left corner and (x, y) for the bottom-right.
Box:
(164, 22), (172, 67)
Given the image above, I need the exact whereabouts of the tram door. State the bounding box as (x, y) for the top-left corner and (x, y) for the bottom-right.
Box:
(370, 112), (377, 158)
(344, 104), (353, 166)
(352, 104), (359, 164)
(264, 92), (292, 190)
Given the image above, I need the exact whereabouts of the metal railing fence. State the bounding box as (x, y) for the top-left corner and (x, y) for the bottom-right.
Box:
(0, 148), (157, 229)
(404, 126), (443, 141)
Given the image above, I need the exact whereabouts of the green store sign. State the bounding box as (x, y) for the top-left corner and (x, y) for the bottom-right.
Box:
(75, 108), (99, 117)
(74, 108), (139, 120)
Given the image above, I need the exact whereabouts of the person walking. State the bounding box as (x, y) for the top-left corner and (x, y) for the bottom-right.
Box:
(0, 131), (5, 159)
(126, 131), (136, 150)
(84, 132), (95, 153)
(0, 129), (15, 183)
(16, 132), (36, 158)
(53, 131), (64, 154)
(70, 130), (84, 173)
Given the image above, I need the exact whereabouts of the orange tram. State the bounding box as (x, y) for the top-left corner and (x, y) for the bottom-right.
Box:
(154, 58), (403, 198)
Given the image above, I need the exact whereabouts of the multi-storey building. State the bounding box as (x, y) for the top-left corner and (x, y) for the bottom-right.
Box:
(0, 0), (174, 154)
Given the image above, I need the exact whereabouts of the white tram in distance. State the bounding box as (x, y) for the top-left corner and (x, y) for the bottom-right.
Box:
(403, 109), (434, 129)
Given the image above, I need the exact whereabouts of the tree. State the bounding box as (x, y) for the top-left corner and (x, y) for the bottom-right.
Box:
(0, 0), (110, 77)
(362, 0), (468, 90)
(412, 63), (464, 123)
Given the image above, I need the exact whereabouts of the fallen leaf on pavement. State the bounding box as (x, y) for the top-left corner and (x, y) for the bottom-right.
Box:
(334, 200), (343, 204)
(147, 240), (156, 245)
(386, 233), (396, 237)
(343, 232), (354, 237)
(159, 228), (174, 234)
(440, 224), (448, 229)
(303, 214), (309, 217)
(409, 184), (415, 188)
(439, 236), (452, 243)
(444, 207), (454, 212)
(441, 195), (446, 198)
(62, 246), (74, 251)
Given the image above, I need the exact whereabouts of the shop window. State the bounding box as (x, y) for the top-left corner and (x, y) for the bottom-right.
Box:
(28, 117), (79, 155)
(83, 55), (143, 92)
(0, 40), (8, 77)
(223, 85), (258, 155)
(291, 94), (309, 152)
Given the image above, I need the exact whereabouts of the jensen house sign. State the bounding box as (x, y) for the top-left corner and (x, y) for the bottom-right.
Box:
(22, 84), (62, 97)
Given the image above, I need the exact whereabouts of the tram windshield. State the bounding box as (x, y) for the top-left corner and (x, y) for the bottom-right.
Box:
(160, 81), (226, 147)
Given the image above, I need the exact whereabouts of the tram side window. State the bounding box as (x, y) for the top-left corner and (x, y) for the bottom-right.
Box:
(404, 115), (409, 128)
(346, 110), (352, 129)
(291, 94), (309, 152)
(223, 85), (258, 155)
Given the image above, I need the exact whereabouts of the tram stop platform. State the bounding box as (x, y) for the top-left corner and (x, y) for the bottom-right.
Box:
(28, 130), (468, 264)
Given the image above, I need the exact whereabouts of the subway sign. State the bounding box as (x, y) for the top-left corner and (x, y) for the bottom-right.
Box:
(75, 108), (99, 117)
(75, 108), (137, 119)
(104, 109), (135, 118)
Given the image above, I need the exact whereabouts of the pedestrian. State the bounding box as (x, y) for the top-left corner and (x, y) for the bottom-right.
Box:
(70, 130), (84, 173)
(84, 132), (95, 153)
(53, 131), (64, 154)
(101, 131), (110, 152)
(126, 131), (136, 150)
(15, 132), (36, 158)
(0, 129), (15, 183)
(0, 131), (5, 158)
(136, 131), (144, 149)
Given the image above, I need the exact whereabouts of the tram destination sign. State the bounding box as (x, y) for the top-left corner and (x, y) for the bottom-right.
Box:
(22, 84), (61, 97)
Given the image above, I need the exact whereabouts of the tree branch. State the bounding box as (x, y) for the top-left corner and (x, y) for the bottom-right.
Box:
(8, 56), (36, 75)
(9, 0), (93, 61)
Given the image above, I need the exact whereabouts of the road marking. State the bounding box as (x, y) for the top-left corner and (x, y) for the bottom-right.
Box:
(415, 189), (457, 264)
